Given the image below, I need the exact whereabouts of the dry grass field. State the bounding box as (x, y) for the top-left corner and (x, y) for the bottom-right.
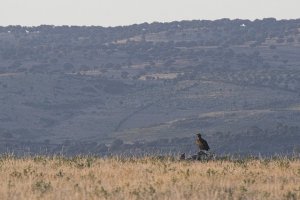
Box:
(0, 155), (299, 200)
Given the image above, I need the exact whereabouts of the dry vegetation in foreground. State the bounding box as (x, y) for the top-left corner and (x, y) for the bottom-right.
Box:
(0, 155), (299, 200)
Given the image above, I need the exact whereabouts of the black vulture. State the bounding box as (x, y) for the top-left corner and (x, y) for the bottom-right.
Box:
(195, 133), (210, 151)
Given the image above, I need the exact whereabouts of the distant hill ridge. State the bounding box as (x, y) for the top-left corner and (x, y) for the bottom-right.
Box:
(0, 18), (300, 155)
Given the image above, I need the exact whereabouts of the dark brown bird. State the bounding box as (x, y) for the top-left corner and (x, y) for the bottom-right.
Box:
(195, 133), (210, 151)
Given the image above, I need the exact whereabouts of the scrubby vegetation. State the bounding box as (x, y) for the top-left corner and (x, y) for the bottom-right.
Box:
(1, 19), (300, 155)
(0, 155), (299, 199)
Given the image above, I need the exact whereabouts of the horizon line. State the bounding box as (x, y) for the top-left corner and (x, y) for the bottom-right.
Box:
(1, 17), (299, 28)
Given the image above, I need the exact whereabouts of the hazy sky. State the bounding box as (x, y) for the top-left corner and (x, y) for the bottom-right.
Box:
(0, 0), (299, 26)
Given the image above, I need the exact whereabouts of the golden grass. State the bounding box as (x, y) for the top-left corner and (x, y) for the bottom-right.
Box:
(0, 155), (299, 200)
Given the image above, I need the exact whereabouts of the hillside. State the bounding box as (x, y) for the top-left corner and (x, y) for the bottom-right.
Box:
(0, 18), (300, 155)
